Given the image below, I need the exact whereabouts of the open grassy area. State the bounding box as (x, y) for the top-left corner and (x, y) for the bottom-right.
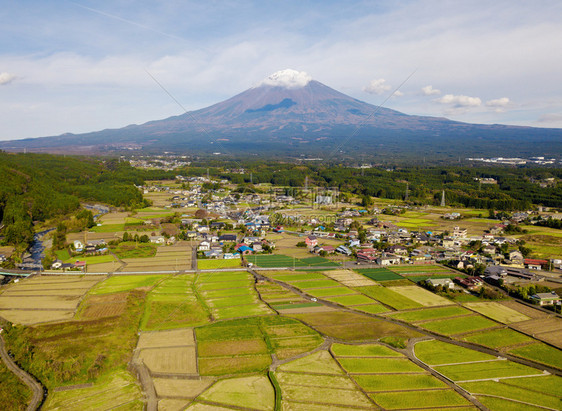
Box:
(353, 374), (447, 391)
(355, 268), (403, 281)
(197, 375), (274, 410)
(371, 389), (470, 409)
(246, 254), (339, 268)
(288, 311), (421, 341)
(0, 358), (31, 411)
(339, 357), (422, 373)
(90, 275), (164, 294)
(355, 285), (422, 310)
(111, 241), (157, 259)
(387, 285), (452, 306)
(331, 343), (402, 357)
(43, 370), (143, 410)
(387, 305), (471, 322)
(464, 302), (531, 324)
(420, 315), (499, 336)
(415, 340), (497, 365)
(324, 294), (377, 306)
(462, 328), (534, 348)
(197, 259), (241, 269)
(508, 342), (562, 370)
(2, 290), (147, 388)
(434, 360), (543, 381)
(460, 379), (562, 410)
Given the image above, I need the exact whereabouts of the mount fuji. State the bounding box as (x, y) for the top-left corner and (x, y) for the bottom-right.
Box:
(2, 69), (561, 159)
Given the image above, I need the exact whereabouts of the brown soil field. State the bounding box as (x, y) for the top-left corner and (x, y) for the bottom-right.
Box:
(5, 282), (98, 291)
(157, 399), (191, 410)
(0, 295), (82, 310)
(198, 338), (268, 357)
(290, 311), (421, 341)
(0, 309), (75, 324)
(323, 270), (375, 287)
(99, 212), (130, 224)
(278, 306), (336, 314)
(137, 328), (195, 349)
(2, 289), (89, 296)
(499, 301), (550, 319)
(82, 300), (127, 319)
(511, 317), (562, 348)
(86, 262), (122, 272)
(140, 346), (197, 374)
(153, 378), (214, 398)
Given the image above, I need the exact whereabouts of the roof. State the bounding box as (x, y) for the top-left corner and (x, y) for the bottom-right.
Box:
(525, 259), (548, 265)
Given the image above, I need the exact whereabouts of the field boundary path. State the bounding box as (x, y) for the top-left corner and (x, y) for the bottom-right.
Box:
(0, 334), (44, 411)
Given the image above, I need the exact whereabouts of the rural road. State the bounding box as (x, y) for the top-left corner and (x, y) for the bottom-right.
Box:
(0, 334), (44, 411)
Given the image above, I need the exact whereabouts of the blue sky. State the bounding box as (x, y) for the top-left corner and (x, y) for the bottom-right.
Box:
(1, 0), (561, 140)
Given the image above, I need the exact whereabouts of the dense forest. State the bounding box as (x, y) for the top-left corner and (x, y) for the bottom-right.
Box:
(0, 152), (174, 250)
(180, 160), (562, 210)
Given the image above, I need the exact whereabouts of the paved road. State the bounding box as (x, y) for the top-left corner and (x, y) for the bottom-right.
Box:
(0, 334), (44, 411)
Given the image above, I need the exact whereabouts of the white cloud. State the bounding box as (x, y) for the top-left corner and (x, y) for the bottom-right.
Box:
(393, 90), (404, 97)
(437, 94), (482, 107)
(421, 85), (440, 95)
(537, 113), (562, 124)
(259, 69), (312, 89)
(485, 97), (510, 112)
(364, 78), (391, 95)
(0, 72), (16, 85)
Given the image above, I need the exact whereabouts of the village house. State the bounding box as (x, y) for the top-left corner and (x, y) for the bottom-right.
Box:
(305, 235), (318, 248)
(426, 278), (454, 289)
(524, 259), (548, 270)
(530, 291), (561, 306)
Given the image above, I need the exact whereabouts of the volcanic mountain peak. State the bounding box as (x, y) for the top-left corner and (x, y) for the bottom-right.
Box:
(258, 69), (312, 89)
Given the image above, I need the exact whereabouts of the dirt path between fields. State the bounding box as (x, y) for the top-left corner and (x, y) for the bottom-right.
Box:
(0, 334), (44, 411)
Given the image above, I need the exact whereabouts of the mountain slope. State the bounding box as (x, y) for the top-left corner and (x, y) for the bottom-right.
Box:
(1, 69), (561, 159)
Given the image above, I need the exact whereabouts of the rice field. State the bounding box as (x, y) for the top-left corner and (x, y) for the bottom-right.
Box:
(464, 302), (531, 324)
(43, 370), (143, 411)
(434, 360), (543, 382)
(355, 268), (403, 282)
(420, 315), (500, 336)
(414, 340), (497, 365)
(196, 375), (274, 410)
(387, 285), (452, 306)
(462, 328), (534, 349)
(354, 285), (422, 310)
(386, 305), (471, 322)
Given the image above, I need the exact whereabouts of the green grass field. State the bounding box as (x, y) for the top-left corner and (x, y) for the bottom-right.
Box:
(331, 343), (402, 357)
(464, 302), (531, 324)
(414, 340), (497, 365)
(353, 374), (447, 391)
(462, 328), (534, 348)
(371, 389), (470, 409)
(508, 342), (562, 370)
(42, 370), (143, 410)
(338, 357), (423, 373)
(355, 268), (403, 281)
(355, 285), (422, 310)
(387, 285), (452, 306)
(460, 379), (562, 410)
(111, 242), (157, 259)
(286, 279), (341, 289)
(434, 360), (543, 381)
(420, 315), (499, 335)
(324, 294), (376, 306)
(197, 259), (241, 269)
(197, 375), (274, 410)
(90, 223), (125, 232)
(352, 304), (390, 314)
(306, 287), (357, 297)
(90, 275), (164, 294)
(246, 254), (339, 268)
(387, 306), (471, 322)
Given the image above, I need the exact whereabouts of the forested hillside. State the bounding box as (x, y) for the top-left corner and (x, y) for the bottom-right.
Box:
(0, 152), (173, 249)
(185, 161), (562, 210)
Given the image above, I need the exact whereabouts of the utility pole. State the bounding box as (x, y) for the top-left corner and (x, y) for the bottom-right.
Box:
(440, 190), (446, 207)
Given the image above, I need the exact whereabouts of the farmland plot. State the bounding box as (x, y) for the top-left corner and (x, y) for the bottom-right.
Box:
(464, 302), (531, 324)
(196, 376), (274, 411)
(387, 285), (452, 306)
(510, 317), (562, 349)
